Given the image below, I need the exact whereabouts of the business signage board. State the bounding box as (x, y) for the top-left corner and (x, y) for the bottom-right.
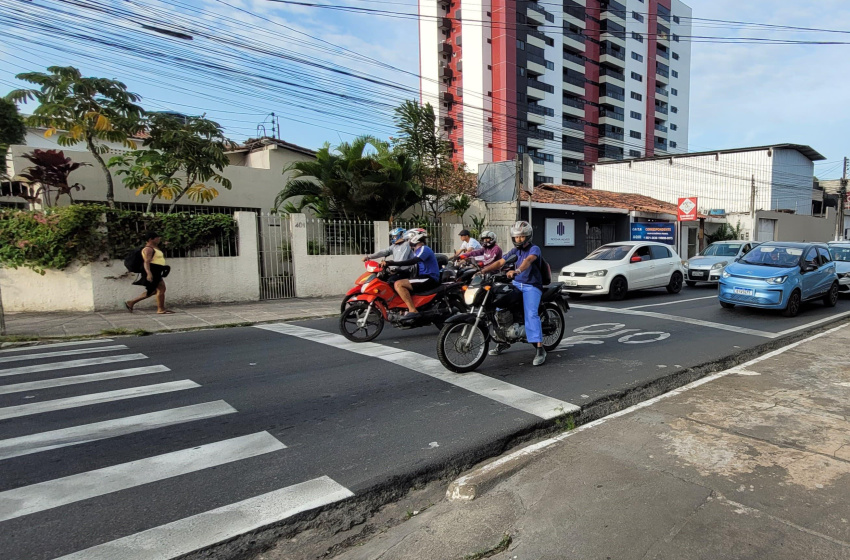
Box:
(631, 223), (675, 245)
(545, 218), (575, 246)
(677, 197), (698, 221)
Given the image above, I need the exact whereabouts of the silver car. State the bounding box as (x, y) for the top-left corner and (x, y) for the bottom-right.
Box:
(683, 240), (759, 286)
(828, 242), (850, 293)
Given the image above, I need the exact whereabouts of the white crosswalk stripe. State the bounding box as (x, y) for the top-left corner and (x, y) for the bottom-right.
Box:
(0, 380), (199, 420)
(0, 354), (148, 377)
(54, 476), (354, 560)
(0, 345), (128, 364)
(0, 401), (237, 461)
(0, 365), (171, 395)
(0, 431), (286, 522)
(0, 339), (115, 354)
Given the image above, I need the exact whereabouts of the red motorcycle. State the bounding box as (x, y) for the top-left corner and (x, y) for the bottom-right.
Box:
(339, 260), (473, 342)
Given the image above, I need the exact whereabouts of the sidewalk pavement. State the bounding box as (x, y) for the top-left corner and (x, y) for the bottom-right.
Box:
(1, 297), (342, 339)
(330, 322), (850, 560)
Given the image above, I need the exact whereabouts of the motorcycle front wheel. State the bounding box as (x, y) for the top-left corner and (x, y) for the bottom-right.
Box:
(339, 302), (384, 342)
(540, 304), (565, 351)
(437, 322), (489, 373)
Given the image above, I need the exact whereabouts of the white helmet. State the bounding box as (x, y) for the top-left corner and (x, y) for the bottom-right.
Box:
(510, 221), (533, 247)
(406, 228), (428, 245)
(480, 230), (497, 248)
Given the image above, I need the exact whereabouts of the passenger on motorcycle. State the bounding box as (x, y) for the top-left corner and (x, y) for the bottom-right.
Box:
(459, 230), (503, 267)
(384, 228), (441, 320)
(364, 227), (413, 282)
(477, 221), (547, 366)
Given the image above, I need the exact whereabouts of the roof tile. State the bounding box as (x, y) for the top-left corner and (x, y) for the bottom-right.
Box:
(521, 184), (706, 218)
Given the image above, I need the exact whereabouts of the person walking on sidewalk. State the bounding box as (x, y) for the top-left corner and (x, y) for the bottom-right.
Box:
(477, 221), (547, 366)
(125, 232), (174, 314)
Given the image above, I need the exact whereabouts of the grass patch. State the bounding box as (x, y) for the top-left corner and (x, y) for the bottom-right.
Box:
(555, 413), (576, 432)
(463, 533), (512, 560)
(100, 328), (130, 336)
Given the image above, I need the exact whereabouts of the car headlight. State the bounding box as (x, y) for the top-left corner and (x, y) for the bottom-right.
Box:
(587, 270), (608, 278)
(765, 275), (788, 285)
(711, 261), (728, 270)
(721, 270), (731, 279)
(682, 260), (689, 269)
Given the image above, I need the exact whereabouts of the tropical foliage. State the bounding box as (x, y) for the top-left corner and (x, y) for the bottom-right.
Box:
(0, 98), (26, 178)
(706, 221), (745, 244)
(6, 66), (145, 208)
(17, 149), (90, 207)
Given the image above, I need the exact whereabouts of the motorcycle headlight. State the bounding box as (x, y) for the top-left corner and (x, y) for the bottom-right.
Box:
(682, 260), (689, 269)
(765, 275), (788, 285)
(587, 270), (608, 278)
(711, 261), (728, 270)
(721, 270), (731, 279)
(464, 287), (478, 306)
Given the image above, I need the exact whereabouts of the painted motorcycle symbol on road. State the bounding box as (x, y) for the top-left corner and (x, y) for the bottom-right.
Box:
(555, 323), (670, 351)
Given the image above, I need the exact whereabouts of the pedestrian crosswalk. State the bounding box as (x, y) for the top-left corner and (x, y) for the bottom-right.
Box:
(0, 339), (353, 559)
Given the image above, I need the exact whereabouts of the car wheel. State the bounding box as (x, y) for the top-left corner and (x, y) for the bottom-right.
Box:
(666, 272), (683, 294)
(608, 277), (628, 301)
(782, 290), (801, 318)
(824, 282), (839, 308)
(685, 280), (697, 288)
(720, 301), (735, 309)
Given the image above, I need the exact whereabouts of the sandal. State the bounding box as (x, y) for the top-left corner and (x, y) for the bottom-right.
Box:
(157, 310), (176, 314)
(124, 301), (134, 313)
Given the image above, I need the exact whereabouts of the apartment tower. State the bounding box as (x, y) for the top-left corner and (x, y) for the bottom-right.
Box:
(419, 0), (692, 186)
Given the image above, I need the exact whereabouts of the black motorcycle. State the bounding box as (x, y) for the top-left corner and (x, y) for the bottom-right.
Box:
(436, 256), (568, 373)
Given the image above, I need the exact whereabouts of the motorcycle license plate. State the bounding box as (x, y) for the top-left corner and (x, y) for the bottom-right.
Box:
(734, 288), (754, 296)
(564, 280), (577, 287)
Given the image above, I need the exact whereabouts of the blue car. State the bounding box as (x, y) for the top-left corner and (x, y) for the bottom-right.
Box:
(718, 242), (839, 317)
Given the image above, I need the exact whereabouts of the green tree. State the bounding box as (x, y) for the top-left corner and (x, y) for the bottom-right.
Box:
(706, 221), (744, 244)
(6, 66), (144, 208)
(108, 112), (232, 213)
(17, 149), (90, 207)
(0, 98), (26, 178)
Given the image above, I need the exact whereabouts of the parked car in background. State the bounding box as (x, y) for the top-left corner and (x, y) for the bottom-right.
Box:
(559, 241), (684, 301)
(718, 242), (838, 317)
(683, 240), (759, 286)
(828, 242), (850, 294)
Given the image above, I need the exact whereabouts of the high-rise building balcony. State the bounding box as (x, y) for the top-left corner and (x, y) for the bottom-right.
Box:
(655, 86), (669, 98)
(563, 50), (585, 73)
(563, 28), (586, 52)
(526, 1), (555, 25)
(439, 66), (453, 79)
(527, 77), (554, 94)
(562, 95), (586, 118)
(440, 42), (453, 55)
(527, 28), (554, 47)
(600, 45), (626, 68)
(442, 91), (454, 103)
(440, 17), (452, 29)
(600, 0), (626, 23)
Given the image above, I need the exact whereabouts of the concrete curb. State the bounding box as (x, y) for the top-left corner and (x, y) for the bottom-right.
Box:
(445, 319), (850, 502)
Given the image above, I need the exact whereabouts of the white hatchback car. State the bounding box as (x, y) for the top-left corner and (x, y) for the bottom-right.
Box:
(559, 241), (685, 301)
(827, 242), (850, 293)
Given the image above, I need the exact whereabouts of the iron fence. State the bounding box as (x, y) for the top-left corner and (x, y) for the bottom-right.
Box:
(257, 213), (295, 300)
(391, 221), (458, 254)
(305, 218), (375, 256)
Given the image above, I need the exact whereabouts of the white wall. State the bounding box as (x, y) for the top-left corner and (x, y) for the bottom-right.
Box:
(420, 0), (442, 110)
(461, 0), (491, 168)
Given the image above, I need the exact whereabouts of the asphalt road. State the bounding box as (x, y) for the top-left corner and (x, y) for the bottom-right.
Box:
(2, 285), (849, 560)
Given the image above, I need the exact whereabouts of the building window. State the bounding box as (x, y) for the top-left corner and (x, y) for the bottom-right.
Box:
(671, 88), (678, 96)
(629, 149), (642, 157)
(630, 71), (643, 82)
(518, 67), (526, 76)
(673, 34), (680, 42)
(672, 52), (680, 60)
(630, 111), (642, 120)
(673, 15), (680, 23)
(671, 106), (678, 113)
(630, 91), (642, 101)
(517, 40), (525, 50)
(632, 31), (644, 42)
(670, 141), (678, 148)
(672, 70), (679, 78)
(631, 52), (643, 62)
(670, 123), (678, 131)
(630, 130), (642, 139)
(632, 11), (644, 22)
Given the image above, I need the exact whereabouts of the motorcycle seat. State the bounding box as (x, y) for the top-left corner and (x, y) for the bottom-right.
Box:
(416, 284), (451, 297)
(541, 282), (565, 301)
(436, 254), (449, 268)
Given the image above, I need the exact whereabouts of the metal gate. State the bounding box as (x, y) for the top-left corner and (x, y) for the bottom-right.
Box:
(257, 213), (295, 300)
(586, 223), (615, 255)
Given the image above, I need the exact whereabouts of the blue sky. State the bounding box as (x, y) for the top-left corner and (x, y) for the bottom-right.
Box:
(1, 0), (848, 178)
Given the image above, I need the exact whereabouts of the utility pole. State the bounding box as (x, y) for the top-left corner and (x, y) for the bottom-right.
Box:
(750, 174), (756, 241)
(837, 157), (848, 241)
(515, 153), (522, 221)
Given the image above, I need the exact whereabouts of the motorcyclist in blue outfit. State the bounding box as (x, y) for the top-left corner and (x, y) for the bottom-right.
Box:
(477, 220), (547, 366)
(384, 228), (441, 320)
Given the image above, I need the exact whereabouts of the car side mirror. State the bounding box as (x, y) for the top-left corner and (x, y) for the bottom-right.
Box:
(630, 256), (642, 263)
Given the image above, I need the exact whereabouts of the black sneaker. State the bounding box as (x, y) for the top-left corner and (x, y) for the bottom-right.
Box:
(488, 343), (510, 356)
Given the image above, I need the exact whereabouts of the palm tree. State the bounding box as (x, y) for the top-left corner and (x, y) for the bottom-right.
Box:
(6, 66), (144, 208)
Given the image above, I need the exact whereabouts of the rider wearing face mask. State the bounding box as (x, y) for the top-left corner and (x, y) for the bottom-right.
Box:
(384, 228), (441, 319)
(477, 221), (547, 366)
(459, 231), (503, 267)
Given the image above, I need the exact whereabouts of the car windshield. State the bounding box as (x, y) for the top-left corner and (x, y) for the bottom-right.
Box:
(585, 245), (632, 261)
(829, 246), (850, 262)
(740, 246), (802, 268)
(701, 243), (741, 257)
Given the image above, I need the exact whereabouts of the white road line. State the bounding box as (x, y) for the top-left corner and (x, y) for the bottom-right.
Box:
(0, 354), (148, 378)
(0, 340), (115, 354)
(0, 380), (198, 421)
(0, 365), (171, 395)
(0, 431), (286, 522)
(776, 310), (850, 337)
(256, 324), (579, 419)
(0, 401), (237, 461)
(569, 303), (778, 338)
(0, 345), (128, 364)
(55, 476), (354, 560)
(626, 296), (717, 310)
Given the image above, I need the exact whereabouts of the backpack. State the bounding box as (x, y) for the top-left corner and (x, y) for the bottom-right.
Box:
(124, 248), (145, 273)
(537, 255), (552, 286)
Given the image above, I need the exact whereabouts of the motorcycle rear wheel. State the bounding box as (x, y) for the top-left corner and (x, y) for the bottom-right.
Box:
(540, 304), (565, 351)
(339, 302), (384, 342)
(437, 322), (489, 373)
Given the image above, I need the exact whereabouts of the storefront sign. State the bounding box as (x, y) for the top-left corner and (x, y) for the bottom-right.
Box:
(631, 223), (675, 245)
(677, 197), (698, 221)
(545, 218), (575, 246)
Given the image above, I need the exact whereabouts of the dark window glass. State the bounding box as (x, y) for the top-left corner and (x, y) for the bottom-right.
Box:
(635, 246), (652, 260)
(650, 245), (671, 260)
(817, 247), (832, 265)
